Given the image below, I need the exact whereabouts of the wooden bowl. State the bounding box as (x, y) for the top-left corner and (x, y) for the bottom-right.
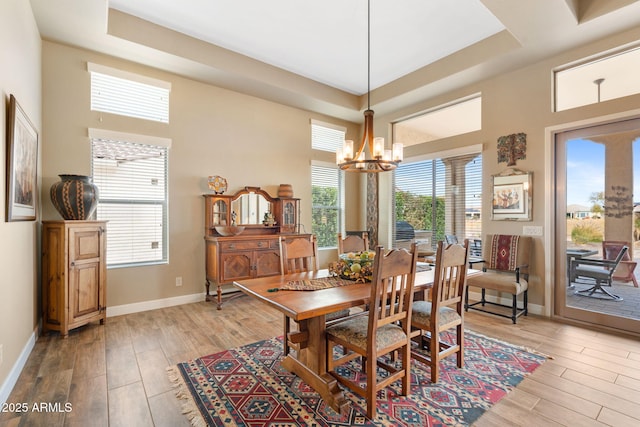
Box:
(214, 226), (245, 236)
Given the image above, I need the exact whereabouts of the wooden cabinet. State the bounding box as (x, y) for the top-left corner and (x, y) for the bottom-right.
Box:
(42, 220), (107, 338)
(203, 187), (305, 309)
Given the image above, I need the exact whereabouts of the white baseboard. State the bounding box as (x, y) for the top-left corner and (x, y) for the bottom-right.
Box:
(106, 292), (206, 317)
(467, 289), (544, 316)
(0, 328), (36, 406)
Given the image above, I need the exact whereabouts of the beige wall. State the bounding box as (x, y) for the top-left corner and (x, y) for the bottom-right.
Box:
(40, 42), (361, 308)
(0, 0), (42, 399)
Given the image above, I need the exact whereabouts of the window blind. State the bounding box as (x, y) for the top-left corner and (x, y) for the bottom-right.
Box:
(89, 63), (170, 123)
(311, 120), (346, 152)
(91, 137), (168, 267)
(394, 152), (482, 248)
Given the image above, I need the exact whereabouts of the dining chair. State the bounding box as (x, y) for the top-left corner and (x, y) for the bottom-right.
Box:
(465, 234), (531, 324)
(325, 243), (418, 419)
(337, 231), (369, 254)
(410, 239), (470, 383)
(602, 240), (638, 287)
(280, 235), (349, 355)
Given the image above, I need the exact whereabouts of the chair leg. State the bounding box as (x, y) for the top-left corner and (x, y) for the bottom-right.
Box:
(365, 350), (377, 419)
(464, 286), (469, 312)
(401, 345), (410, 396)
(430, 331), (440, 383)
(456, 323), (464, 369)
(480, 288), (486, 306)
(511, 294), (517, 324)
(523, 289), (528, 315)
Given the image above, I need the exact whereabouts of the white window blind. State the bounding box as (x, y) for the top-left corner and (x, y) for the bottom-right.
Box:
(394, 152), (482, 248)
(311, 120), (346, 152)
(89, 63), (170, 123)
(91, 135), (169, 267)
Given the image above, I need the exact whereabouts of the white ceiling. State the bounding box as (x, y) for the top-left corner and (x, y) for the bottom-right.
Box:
(29, 0), (640, 123)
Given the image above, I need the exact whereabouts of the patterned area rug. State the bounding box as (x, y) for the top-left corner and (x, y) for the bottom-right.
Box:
(168, 331), (548, 426)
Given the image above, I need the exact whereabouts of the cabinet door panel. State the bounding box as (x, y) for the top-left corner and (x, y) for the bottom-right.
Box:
(220, 253), (252, 282)
(70, 228), (102, 261)
(69, 261), (102, 321)
(255, 250), (281, 277)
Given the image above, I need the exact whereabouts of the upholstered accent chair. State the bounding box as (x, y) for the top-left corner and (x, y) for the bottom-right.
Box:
(325, 244), (418, 419)
(337, 231), (369, 254)
(603, 240), (638, 287)
(465, 234), (531, 324)
(411, 239), (470, 382)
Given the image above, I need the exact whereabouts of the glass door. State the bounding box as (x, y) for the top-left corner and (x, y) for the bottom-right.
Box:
(555, 119), (640, 333)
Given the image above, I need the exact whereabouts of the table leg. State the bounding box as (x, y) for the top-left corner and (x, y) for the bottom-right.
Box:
(280, 315), (348, 413)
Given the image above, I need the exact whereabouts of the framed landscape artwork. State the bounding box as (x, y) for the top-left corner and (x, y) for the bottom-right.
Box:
(6, 94), (38, 221)
(492, 168), (532, 221)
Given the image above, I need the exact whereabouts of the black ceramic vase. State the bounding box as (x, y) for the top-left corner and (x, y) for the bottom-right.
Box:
(50, 174), (99, 220)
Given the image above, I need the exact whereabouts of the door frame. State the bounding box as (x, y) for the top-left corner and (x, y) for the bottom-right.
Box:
(545, 108), (640, 333)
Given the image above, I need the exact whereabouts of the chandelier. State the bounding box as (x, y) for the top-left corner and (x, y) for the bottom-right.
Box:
(336, 0), (403, 172)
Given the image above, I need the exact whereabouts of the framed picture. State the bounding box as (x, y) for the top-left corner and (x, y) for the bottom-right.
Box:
(6, 94), (38, 221)
(492, 168), (532, 221)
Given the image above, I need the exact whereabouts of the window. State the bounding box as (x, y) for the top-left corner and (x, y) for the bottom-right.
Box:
(394, 147), (482, 248)
(90, 129), (170, 267)
(88, 62), (171, 123)
(311, 119), (346, 248)
(555, 45), (640, 111)
(394, 96), (481, 145)
(311, 163), (343, 248)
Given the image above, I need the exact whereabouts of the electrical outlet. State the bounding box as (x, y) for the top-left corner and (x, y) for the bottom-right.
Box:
(523, 225), (543, 236)
(175, 276), (183, 287)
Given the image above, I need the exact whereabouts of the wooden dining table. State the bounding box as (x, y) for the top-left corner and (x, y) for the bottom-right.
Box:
(232, 267), (440, 413)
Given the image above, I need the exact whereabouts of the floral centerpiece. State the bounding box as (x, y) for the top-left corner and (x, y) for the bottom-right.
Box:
(330, 251), (376, 282)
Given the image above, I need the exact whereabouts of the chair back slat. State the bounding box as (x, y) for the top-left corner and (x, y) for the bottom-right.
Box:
(280, 236), (319, 274)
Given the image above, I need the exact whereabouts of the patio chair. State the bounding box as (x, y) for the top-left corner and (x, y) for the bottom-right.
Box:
(572, 244), (628, 301)
(602, 240), (638, 287)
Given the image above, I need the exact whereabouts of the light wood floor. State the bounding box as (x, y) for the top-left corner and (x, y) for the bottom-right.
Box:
(1, 296), (640, 427)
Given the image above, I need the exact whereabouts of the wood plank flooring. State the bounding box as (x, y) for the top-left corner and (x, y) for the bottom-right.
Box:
(1, 295), (639, 426)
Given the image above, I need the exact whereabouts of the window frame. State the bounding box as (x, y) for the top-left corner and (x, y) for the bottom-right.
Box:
(89, 128), (171, 268)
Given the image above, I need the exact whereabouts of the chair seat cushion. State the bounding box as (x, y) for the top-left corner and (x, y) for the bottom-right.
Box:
(326, 316), (407, 351)
(412, 301), (461, 328)
(467, 272), (528, 294)
(574, 265), (611, 281)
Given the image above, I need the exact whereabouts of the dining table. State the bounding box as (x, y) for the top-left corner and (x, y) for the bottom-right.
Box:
(232, 267), (447, 413)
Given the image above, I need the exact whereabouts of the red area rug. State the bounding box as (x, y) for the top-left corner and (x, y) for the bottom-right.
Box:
(168, 331), (547, 426)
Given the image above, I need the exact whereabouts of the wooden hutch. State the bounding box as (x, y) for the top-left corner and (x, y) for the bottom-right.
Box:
(203, 186), (306, 308)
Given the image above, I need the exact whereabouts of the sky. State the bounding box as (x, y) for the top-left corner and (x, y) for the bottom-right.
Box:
(566, 138), (640, 207)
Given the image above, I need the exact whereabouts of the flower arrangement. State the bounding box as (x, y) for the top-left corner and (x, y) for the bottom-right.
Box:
(330, 251), (376, 282)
